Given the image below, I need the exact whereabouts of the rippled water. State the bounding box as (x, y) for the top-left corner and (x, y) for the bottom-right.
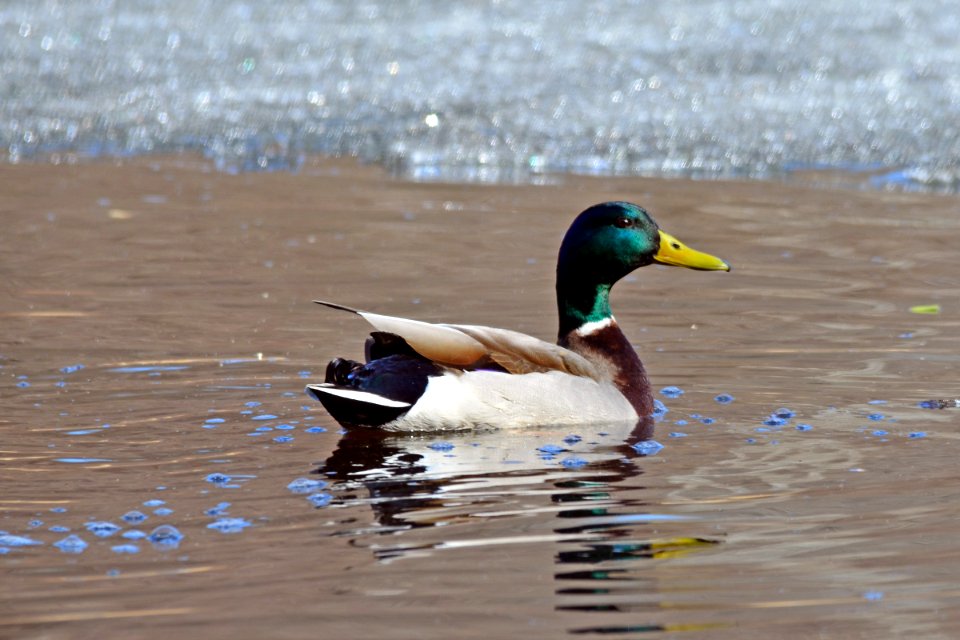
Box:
(2, 158), (960, 637)
(3, 1), (960, 188)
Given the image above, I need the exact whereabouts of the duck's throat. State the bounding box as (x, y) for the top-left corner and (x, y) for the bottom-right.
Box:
(558, 314), (654, 418)
(557, 281), (613, 338)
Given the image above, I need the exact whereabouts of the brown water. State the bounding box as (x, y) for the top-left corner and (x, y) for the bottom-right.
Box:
(2, 157), (959, 639)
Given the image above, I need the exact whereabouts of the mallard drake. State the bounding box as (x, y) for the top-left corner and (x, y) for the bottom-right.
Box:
(306, 201), (729, 431)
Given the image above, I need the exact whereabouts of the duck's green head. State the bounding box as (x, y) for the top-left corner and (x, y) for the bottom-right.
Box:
(557, 202), (729, 332)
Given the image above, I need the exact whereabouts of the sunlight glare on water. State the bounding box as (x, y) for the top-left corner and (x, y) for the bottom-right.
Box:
(2, 1), (960, 189)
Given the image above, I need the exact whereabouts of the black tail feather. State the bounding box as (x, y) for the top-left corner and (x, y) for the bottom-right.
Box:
(310, 347), (444, 428)
(325, 357), (363, 385)
(364, 331), (421, 362)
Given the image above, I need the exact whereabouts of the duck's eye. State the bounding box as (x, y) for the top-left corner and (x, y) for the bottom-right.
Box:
(614, 216), (633, 228)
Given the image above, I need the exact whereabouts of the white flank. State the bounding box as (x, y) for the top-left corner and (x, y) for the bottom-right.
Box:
(306, 384), (411, 408)
(380, 370), (637, 432)
(575, 316), (615, 337)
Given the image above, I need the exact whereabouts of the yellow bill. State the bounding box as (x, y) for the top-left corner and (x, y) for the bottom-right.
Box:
(654, 230), (731, 271)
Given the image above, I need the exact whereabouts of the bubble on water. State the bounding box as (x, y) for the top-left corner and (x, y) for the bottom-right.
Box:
(206, 473), (232, 485)
(660, 386), (684, 399)
(0, 533), (43, 547)
(111, 544), (140, 554)
(153, 507), (173, 516)
(147, 525), (183, 549)
(110, 365), (188, 373)
(272, 435), (294, 443)
(252, 414), (278, 421)
(537, 444), (565, 454)
(143, 499), (165, 507)
(563, 434), (582, 445)
(304, 426), (327, 434)
(427, 442), (454, 451)
(207, 517), (252, 533)
(85, 521), (121, 538)
(867, 413), (885, 421)
(204, 503), (231, 517)
(652, 399), (669, 418)
(306, 493), (333, 508)
(59, 364), (85, 374)
(631, 440), (664, 456)
(560, 456), (589, 468)
(54, 534), (88, 554)
(714, 394), (735, 404)
(121, 510), (148, 524)
(122, 530), (147, 540)
(287, 478), (327, 494)
(795, 424), (813, 432)
(908, 431), (927, 439)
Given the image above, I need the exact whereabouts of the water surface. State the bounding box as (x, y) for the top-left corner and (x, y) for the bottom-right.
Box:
(2, 157), (960, 638)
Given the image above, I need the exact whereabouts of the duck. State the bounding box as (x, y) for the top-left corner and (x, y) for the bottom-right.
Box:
(306, 201), (730, 431)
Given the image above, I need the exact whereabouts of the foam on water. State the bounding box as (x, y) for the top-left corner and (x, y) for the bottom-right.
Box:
(2, 1), (959, 189)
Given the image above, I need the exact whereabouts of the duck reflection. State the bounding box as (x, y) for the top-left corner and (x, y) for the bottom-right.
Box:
(313, 417), (720, 634)
(319, 416), (648, 484)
